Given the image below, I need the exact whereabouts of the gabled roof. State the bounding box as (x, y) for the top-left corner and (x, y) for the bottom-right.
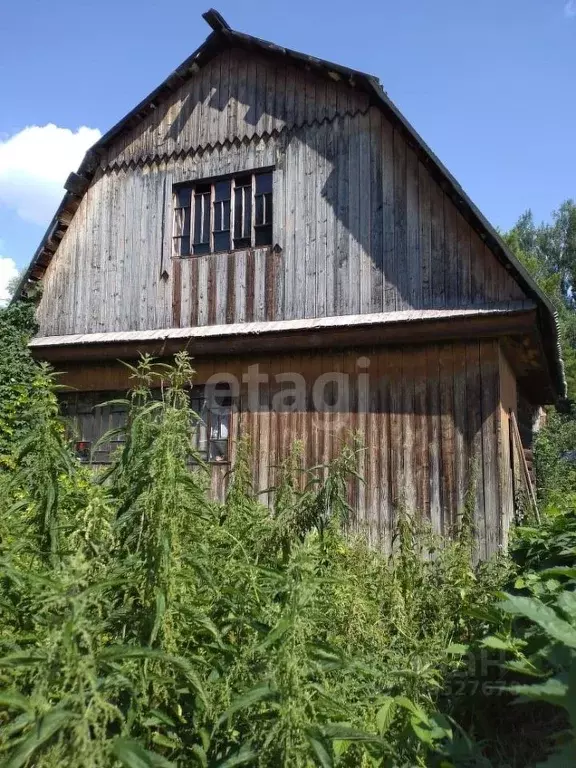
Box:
(14, 8), (566, 398)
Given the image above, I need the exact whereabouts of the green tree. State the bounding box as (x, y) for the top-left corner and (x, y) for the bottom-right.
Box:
(504, 200), (576, 399)
(0, 301), (40, 468)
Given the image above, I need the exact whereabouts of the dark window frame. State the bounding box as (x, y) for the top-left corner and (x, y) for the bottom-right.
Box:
(174, 168), (273, 257)
(190, 385), (233, 464)
(60, 388), (234, 466)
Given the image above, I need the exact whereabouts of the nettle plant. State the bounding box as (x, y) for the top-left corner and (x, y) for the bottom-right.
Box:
(0, 339), (546, 767)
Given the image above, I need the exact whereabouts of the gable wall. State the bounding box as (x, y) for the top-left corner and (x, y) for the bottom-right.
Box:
(36, 50), (528, 337)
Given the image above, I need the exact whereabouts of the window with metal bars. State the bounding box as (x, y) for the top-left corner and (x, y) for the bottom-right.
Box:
(174, 170), (273, 256)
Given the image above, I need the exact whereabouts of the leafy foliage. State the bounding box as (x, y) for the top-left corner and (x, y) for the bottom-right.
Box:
(2, 189), (576, 768)
(0, 328), (509, 766)
(504, 201), (576, 399)
(0, 302), (39, 469)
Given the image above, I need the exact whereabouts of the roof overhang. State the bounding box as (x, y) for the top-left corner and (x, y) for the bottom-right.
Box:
(29, 305), (556, 402)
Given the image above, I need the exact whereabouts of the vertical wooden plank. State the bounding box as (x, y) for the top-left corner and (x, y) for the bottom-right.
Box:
(256, 356), (272, 501)
(114, 168), (128, 332)
(419, 162), (431, 309)
(335, 77), (349, 118)
(413, 346), (429, 518)
(439, 344), (456, 532)
(456, 211), (471, 306)
(217, 48), (231, 144)
(470, 230), (485, 306)
(430, 180), (445, 309)
(179, 257), (192, 331)
(378, 349), (391, 549)
(264, 56), (276, 135)
(305, 349), (323, 505)
(89, 172), (103, 332)
(406, 147), (421, 309)
(189, 257), (199, 327)
(98, 173), (113, 332)
(316, 122), (328, 317)
(325, 118), (337, 317)
(358, 112), (372, 314)
(401, 348), (417, 514)
(393, 128), (408, 310)
(453, 344), (468, 527)
(304, 127), (317, 318)
(158, 162), (174, 330)
(245, 249), (255, 322)
(215, 254), (228, 325)
(342, 351), (360, 526)
(172, 257), (182, 327)
(125, 168), (141, 332)
(498, 346), (517, 546)
(360, 350), (374, 541)
(235, 250), (247, 323)
(382, 117), (396, 310)
(197, 57), (212, 148)
(294, 69), (307, 128)
(465, 342), (486, 560)
(427, 346), (442, 534)
(197, 256), (209, 326)
(480, 341), (501, 555)
(245, 54), (258, 141)
(235, 49), (248, 141)
(320, 75), (336, 121)
(335, 120), (349, 314)
(284, 65), (296, 131)
(209, 56), (222, 147)
(254, 248), (267, 322)
(293, 137), (306, 318)
(265, 247), (277, 321)
(271, 147), (285, 316)
(305, 69), (317, 126)
(107, 168), (122, 333)
(225, 253), (235, 324)
(348, 115), (361, 314)
(369, 108), (384, 313)
(142, 168), (161, 330)
(73, 185), (88, 333)
(483, 244), (498, 305)
(272, 61), (286, 130)
(444, 197), (458, 308)
(388, 347), (403, 526)
(226, 50), (239, 141)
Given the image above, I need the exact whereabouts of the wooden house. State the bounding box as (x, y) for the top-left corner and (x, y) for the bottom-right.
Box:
(16, 9), (565, 556)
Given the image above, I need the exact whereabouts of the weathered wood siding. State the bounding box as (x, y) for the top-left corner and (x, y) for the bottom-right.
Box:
(499, 348), (518, 545)
(59, 340), (510, 557)
(36, 49), (528, 337)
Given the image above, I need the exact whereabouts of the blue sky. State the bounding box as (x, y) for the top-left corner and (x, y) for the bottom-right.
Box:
(0, 0), (575, 299)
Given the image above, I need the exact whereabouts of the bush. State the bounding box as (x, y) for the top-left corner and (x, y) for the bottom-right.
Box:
(0, 302), (38, 468)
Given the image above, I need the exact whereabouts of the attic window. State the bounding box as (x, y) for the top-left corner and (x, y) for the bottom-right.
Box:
(174, 170), (273, 256)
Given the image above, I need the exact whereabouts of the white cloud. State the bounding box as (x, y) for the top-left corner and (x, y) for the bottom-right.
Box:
(0, 124), (101, 227)
(565, 0), (576, 18)
(0, 256), (18, 306)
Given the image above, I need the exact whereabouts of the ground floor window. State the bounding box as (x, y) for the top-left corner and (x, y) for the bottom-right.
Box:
(191, 387), (231, 463)
(59, 388), (233, 465)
